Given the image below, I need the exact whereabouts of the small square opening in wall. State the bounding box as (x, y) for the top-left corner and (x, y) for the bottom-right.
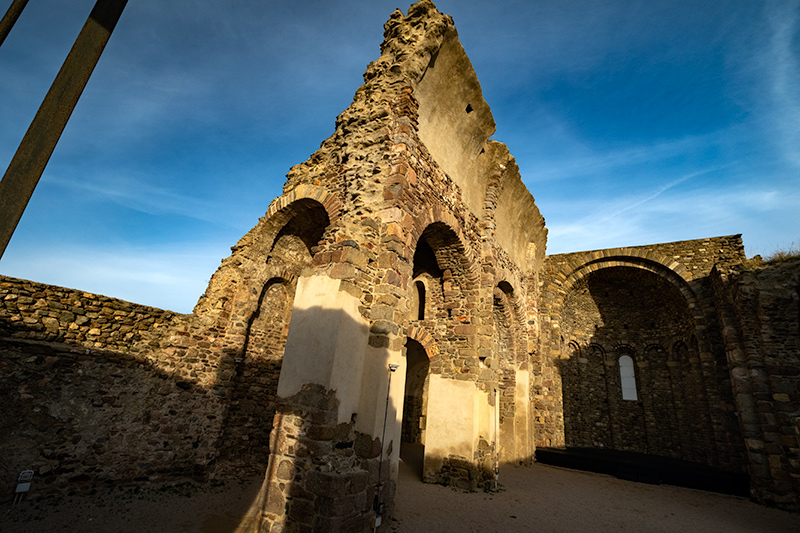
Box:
(465, 104), (473, 113)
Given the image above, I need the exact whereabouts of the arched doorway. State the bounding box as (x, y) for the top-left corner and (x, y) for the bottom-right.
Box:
(400, 338), (430, 480)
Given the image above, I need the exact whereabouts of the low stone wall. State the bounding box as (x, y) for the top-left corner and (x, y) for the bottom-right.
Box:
(0, 275), (178, 351)
(0, 276), (229, 499)
(258, 385), (384, 532)
(0, 339), (225, 497)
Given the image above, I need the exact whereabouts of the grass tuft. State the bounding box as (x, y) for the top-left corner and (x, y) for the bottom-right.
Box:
(763, 241), (800, 264)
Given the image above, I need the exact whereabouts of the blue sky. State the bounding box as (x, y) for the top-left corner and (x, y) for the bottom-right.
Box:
(1, 0), (798, 313)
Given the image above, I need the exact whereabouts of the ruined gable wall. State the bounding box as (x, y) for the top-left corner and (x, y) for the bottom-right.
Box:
(247, 2), (548, 528)
(412, 25), (546, 270)
(375, 4), (542, 471)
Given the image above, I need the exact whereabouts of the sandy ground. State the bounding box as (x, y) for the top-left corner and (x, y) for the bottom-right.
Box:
(2, 460), (798, 532)
(393, 460), (800, 532)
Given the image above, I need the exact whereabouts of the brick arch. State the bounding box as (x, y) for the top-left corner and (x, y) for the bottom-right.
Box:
(673, 340), (690, 361)
(495, 264), (524, 298)
(568, 340), (581, 357)
(220, 269), (300, 356)
(481, 162), (506, 217)
(547, 252), (704, 330)
(228, 185), (341, 258)
(547, 252), (711, 361)
(493, 280), (527, 364)
(611, 342), (638, 356)
(588, 342), (605, 356)
(644, 343), (665, 358)
(234, 266), (297, 311)
(408, 207), (478, 285)
(495, 275), (525, 323)
(264, 184), (342, 224)
(406, 324), (439, 362)
(261, 266), (298, 287)
(216, 193), (333, 354)
(563, 255), (695, 304)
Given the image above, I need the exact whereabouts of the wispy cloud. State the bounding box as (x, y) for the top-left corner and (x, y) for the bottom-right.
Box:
(595, 166), (727, 223)
(509, 98), (750, 188)
(523, 133), (721, 184)
(546, 178), (800, 255)
(764, 0), (800, 170)
(43, 172), (243, 227)
(1, 242), (227, 313)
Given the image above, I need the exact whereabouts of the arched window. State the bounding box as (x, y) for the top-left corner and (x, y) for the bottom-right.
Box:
(619, 355), (638, 401)
(568, 341), (581, 360)
(414, 280), (426, 320)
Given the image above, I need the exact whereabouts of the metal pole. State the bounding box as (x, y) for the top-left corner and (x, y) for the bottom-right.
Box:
(0, 0), (30, 46)
(494, 387), (500, 489)
(374, 363), (398, 530)
(0, 0), (128, 259)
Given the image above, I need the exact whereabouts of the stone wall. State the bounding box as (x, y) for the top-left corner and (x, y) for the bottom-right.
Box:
(558, 267), (713, 461)
(537, 236), (749, 475)
(0, 275), (177, 351)
(713, 258), (800, 509)
(0, 275), (226, 497)
(0, 339), (223, 493)
(0, 272), (294, 497)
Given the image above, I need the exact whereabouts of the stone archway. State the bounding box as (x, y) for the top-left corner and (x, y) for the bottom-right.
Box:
(206, 194), (334, 477)
(557, 264), (718, 461)
(400, 338), (430, 480)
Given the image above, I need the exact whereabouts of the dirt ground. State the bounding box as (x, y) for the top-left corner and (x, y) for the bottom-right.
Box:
(392, 460), (800, 532)
(2, 460), (798, 532)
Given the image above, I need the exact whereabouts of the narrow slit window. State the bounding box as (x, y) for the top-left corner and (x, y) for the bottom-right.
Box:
(619, 355), (638, 401)
(415, 280), (426, 320)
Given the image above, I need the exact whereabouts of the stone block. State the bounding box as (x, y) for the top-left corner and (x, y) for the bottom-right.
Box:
(316, 494), (358, 517)
(276, 459), (295, 481)
(264, 482), (286, 516)
(287, 497), (315, 525)
(305, 470), (349, 499)
(354, 433), (381, 459)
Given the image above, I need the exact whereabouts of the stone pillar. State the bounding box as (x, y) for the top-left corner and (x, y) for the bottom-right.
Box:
(256, 274), (402, 531)
(423, 374), (491, 490)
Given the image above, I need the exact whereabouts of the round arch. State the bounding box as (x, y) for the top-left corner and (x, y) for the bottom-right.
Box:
(562, 256), (698, 308)
(408, 207), (478, 286)
(546, 253), (710, 353)
(264, 184), (342, 226)
(406, 324), (439, 362)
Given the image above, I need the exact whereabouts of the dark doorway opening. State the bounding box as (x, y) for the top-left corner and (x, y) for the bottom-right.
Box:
(400, 338), (430, 480)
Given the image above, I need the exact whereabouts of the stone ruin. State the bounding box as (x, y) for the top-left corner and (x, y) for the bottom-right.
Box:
(1, 1), (799, 531)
